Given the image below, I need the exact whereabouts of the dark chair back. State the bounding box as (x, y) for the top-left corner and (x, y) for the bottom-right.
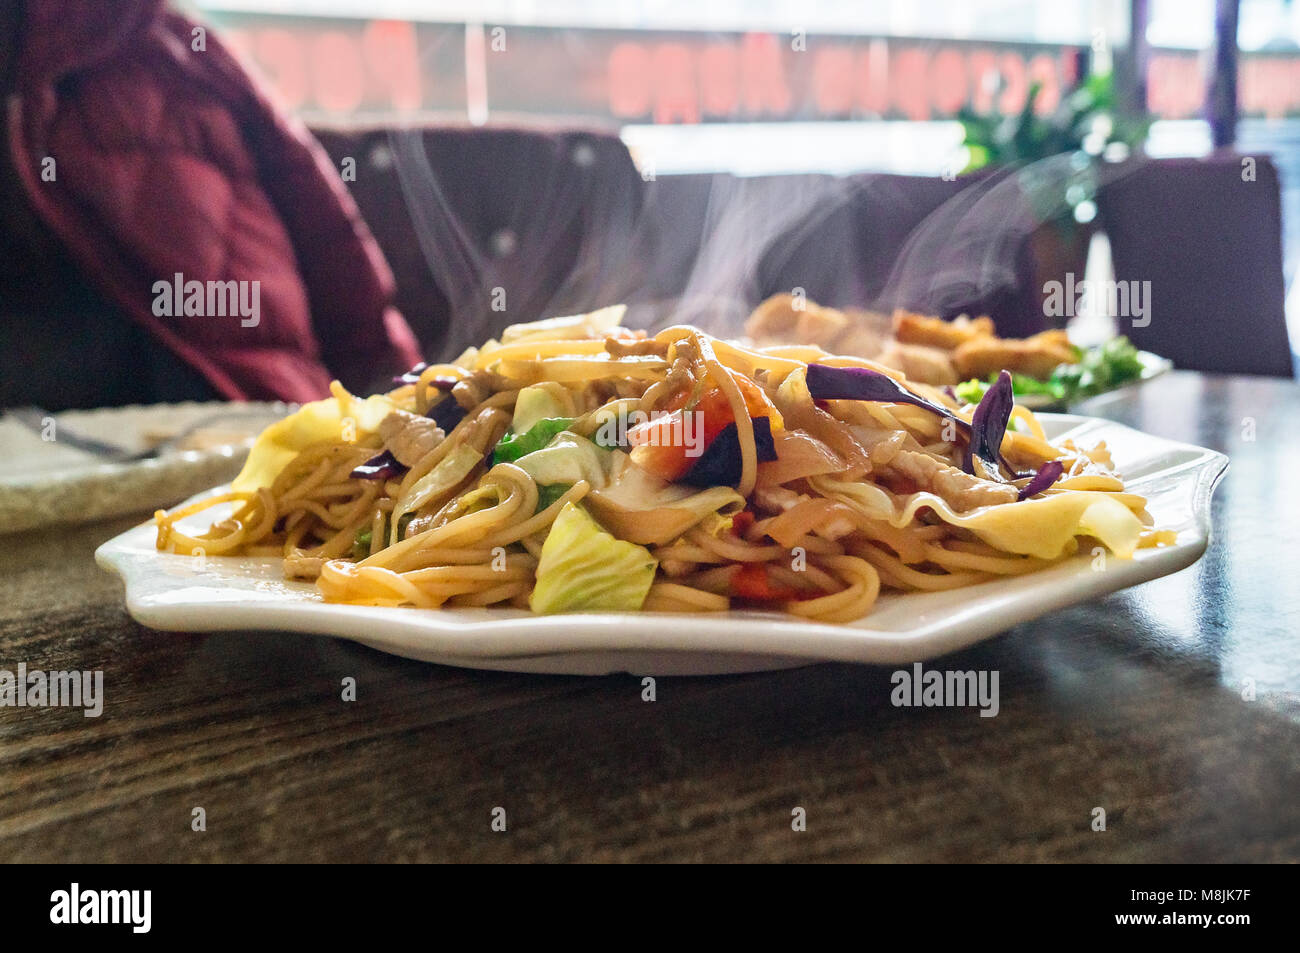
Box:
(1098, 155), (1293, 376)
(639, 167), (1048, 337)
(311, 124), (646, 360)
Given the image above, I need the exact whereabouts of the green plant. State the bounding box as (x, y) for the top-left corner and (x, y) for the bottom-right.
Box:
(958, 71), (1150, 223)
(960, 71), (1147, 169)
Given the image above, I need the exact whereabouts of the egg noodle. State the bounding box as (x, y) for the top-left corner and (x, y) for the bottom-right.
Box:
(155, 306), (1173, 624)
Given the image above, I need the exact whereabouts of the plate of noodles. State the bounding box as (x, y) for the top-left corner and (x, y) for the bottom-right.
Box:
(97, 307), (1226, 675)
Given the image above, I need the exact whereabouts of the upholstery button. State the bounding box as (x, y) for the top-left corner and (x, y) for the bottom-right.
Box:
(571, 142), (596, 167)
(369, 143), (394, 170)
(490, 228), (518, 258)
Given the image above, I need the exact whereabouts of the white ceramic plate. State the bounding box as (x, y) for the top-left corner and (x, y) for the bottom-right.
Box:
(0, 402), (291, 535)
(95, 414), (1226, 676)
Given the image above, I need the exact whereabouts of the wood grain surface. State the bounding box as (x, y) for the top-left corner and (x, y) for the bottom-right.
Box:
(1, 371), (1298, 862)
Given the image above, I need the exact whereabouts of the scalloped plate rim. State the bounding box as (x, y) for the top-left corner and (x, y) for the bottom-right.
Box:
(95, 413), (1227, 675)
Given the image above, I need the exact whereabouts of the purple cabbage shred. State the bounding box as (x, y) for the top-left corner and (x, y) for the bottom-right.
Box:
(806, 363), (1025, 479)
(350, 449), (407, 481)
(1016, 460), (1065, 501)
(680, 417), (778, 488)
(964, 370), (1014, 479)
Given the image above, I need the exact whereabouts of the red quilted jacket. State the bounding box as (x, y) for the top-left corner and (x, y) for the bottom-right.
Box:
(8, 0), (422, 401)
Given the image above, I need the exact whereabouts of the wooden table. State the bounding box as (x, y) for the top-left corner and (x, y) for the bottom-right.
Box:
(2, 371), (1297, 862)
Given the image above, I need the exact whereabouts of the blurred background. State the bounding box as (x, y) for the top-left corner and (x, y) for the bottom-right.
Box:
(4, 0), (1298, 409)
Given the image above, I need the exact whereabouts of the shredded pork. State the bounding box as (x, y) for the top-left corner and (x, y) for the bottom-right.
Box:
(882, 450), (1018, 510)
(378, 410), (446, 467)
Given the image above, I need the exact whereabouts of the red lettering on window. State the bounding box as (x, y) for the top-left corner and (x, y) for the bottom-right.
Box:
(893, 47), (930, 120)
(813, 47), (855, 115)
(312, 31), (364, 113)
(652, 43), (698, 124)
(998, 52), (1028, 113)
(363, 20), (421, 111)
(255, 29), (308, 110)
(699, 42), (739, 117)
(857, 39), (890, 115)
(1147, 54), (1203, 119)
(741, 33), (791, 116)
(1027, 53), (1059, 114)
(930, 47), (967, 115)
(609, 42), (652, 118)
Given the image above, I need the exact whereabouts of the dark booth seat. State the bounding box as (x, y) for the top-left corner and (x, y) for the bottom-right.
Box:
(312, 124), (1292, 377)
(311, 124), (648, 361)
(1098, 154), (1293, 377)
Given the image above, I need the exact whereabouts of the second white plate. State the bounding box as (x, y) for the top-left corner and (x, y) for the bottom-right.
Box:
(0, 402), (291, 535)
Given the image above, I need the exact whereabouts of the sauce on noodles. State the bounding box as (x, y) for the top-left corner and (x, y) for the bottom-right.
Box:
(155, 308), (1173, 623)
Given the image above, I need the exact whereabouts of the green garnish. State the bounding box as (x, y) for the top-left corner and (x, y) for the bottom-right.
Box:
(954, 378), (989, 405)
(955, 336), (1144, 405)
(352, 527), (373, 560)
(535, 483), (572, 513)
(1052, 335), (1144, 398)
(492, 417), (575, 465)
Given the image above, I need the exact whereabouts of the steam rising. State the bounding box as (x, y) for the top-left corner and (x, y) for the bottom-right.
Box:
(388, 130), (1146, 357)
(388, 128), (647, 358)
(650, 174), (859, 336)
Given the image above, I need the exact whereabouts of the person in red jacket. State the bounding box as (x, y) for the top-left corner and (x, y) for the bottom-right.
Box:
(0, 0), (422, 410)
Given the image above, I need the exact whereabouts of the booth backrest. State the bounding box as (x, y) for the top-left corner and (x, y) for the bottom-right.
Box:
(1097, 154), (1292, 376)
